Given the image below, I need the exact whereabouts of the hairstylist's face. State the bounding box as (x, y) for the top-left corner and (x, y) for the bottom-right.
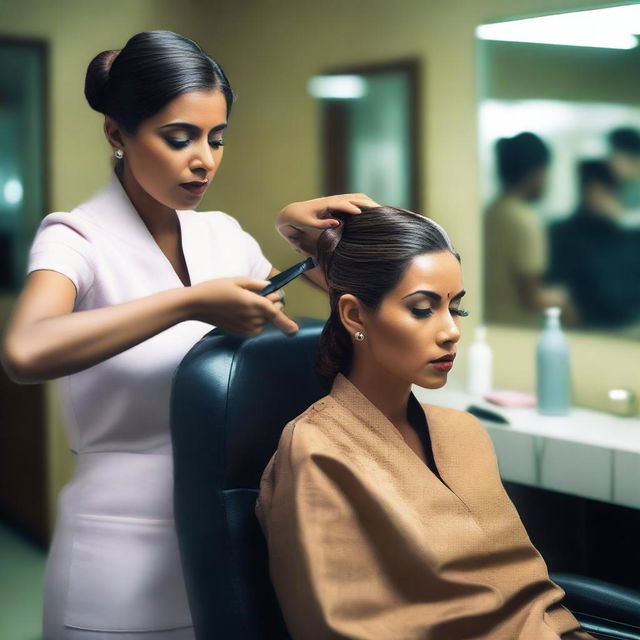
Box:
(109, 89), (227, 210)
(349, 251), (466, 390)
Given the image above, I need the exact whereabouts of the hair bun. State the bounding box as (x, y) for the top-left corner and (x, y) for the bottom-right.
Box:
(84, 49), (120, 113)
(316, 218), (346, 283)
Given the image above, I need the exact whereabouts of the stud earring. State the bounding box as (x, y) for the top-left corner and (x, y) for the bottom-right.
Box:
(354, 331), (365, 341)
(114, 149), (124, 160)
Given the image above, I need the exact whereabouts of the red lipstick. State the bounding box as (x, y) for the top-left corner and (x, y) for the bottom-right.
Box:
(430, 353), (456, 372)
(180, 181), (208, 196)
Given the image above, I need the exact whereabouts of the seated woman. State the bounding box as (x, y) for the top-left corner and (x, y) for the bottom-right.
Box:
(256, 207), (595, 640)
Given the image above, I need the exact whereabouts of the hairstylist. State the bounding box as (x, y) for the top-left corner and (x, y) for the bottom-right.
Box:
(1, 30), (376, 640)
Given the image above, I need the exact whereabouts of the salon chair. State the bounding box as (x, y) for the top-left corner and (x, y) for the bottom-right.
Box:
(170, 318), (640, 640)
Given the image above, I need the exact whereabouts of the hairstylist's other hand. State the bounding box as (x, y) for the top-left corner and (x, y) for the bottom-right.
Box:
(190, 277), (298, 336)
(276, 193), (379, 256)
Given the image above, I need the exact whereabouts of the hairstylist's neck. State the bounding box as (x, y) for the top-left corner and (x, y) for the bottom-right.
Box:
(117, 163), (177, 237)
(347, 359), (412, 428)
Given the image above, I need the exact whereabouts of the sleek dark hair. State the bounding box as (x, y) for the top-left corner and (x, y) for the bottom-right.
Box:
(608, 127), (640, 155)
(496, 132), (551, 187)
(578, 159), (618, 190)
(315, 206), (459, 383)
(85, 30), (234, 133)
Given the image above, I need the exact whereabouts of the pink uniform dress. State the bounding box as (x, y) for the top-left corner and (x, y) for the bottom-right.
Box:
(28, 174), (272, 639)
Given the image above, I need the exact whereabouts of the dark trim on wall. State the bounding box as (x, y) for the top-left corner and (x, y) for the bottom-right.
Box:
(319, 58), (422, 213)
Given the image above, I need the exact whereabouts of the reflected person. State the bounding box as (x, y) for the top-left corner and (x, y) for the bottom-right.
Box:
(257, 207), (595, 640)
(608, 127), (640, 212)
(484, 132), (573, 327)
(548, 160), (640, 331)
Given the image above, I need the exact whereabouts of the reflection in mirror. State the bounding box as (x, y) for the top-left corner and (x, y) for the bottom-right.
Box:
(0, 37), (47, 293)
(477, 5), (640, 338)
(309, 60), (420, 211)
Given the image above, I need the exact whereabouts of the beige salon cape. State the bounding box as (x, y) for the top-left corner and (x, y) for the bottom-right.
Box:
(257, 374), (589, 640)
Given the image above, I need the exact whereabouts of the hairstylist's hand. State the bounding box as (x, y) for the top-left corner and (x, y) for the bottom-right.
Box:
(190, 277), (298, 336)
(276, 193), (379, 256)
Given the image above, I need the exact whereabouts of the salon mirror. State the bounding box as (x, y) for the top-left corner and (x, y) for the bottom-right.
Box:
(477, 5), (640, 338)
(310, 59), (420, 211)
(0, 37), (46, 293)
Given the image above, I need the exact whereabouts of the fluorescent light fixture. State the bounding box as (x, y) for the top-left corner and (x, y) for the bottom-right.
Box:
(479, 100), (578, 138)
(308, 75), (367, 99)
(3, 178), (23, 206)
(477, 4), (640, 50)
(609, 389), (632, 402)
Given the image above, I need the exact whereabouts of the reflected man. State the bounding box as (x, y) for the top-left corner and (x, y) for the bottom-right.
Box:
(608, 127), (640, 212)
(548, 160), (640, 332)
(484, 132), (573, 326)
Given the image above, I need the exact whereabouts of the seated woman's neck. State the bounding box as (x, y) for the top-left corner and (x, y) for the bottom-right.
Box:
(347, 359), (412, 428)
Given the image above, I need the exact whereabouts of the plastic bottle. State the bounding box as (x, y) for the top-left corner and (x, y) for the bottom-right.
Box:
(536, 307), (571, 415)
(468, 325), (493, 397)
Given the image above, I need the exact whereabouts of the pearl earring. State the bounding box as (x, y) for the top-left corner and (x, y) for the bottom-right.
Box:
(114, 149), (124, 160)
(354, 331), (365, 341)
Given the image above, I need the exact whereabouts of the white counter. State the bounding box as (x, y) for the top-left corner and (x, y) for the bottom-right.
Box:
(413, 383), (640, 509)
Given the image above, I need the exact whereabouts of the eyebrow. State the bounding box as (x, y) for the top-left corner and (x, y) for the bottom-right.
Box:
(402, 289), (466, 303)
(157, 121), (227, 135)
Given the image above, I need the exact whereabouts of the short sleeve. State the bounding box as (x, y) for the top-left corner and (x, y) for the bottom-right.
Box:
(27, 213), (96, 298)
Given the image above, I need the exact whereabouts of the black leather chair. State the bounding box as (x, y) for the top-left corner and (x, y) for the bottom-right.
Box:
(170, 318), (640, 640)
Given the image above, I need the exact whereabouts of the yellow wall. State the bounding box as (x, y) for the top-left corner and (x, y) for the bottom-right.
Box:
(2, 0), (638, 527)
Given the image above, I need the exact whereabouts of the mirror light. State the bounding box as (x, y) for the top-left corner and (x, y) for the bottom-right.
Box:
(308, 75), (367, 99)
(477, 4), (640, 50)
(3, 178), (23, 206)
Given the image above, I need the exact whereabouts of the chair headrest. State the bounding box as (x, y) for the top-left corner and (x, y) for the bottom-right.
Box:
(171, 318), (327, 490)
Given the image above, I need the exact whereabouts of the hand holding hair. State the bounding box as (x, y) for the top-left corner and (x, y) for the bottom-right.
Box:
(276, 193), (379, 257)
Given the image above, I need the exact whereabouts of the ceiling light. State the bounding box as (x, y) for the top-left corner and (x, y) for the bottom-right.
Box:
(308, 75), (367, 99)
(477, 4), (640, 50)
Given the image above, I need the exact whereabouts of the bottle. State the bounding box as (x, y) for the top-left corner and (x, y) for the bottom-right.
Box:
(468, 325), (493, 397)
(536, 307), (571, 415)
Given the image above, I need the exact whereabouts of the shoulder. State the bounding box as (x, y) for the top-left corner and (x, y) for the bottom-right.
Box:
(510, 202), (542, 233)
(258, 396), (348, 510)
(422, 403), (492, 443)
(31, 208), (101, 260)
(421, 402), (478, 424)
(274, 395), (355, 466)
(35, 180), (119, 241)
(488, 197), (537, 225)
(36, 209), (96, 236)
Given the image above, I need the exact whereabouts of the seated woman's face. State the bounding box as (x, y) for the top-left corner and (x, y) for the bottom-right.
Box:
(358, 250), (466, 390)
